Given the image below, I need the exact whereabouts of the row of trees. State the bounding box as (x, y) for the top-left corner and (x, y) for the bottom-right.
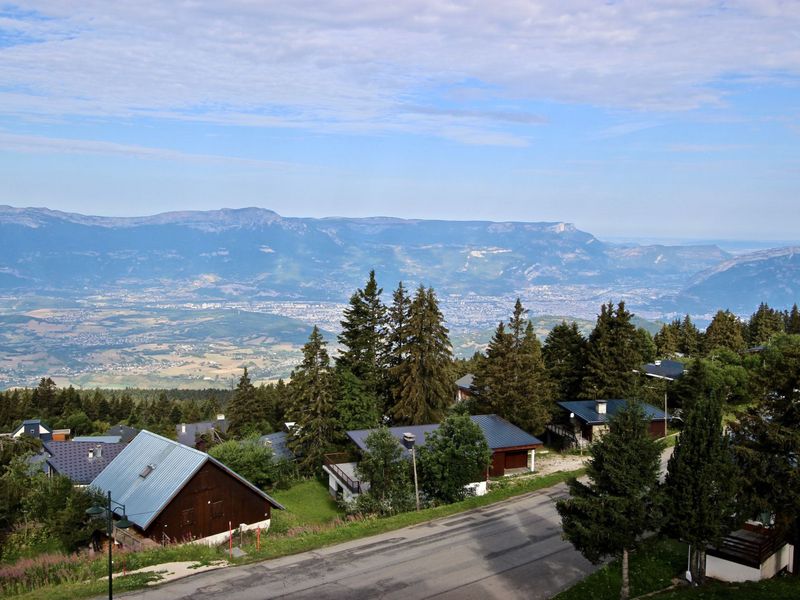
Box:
(655, 302), (800, 357)
(557, 333), (800, 599)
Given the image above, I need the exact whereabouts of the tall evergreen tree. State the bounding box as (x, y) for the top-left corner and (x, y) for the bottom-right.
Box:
(654, 319), (680, 357)
(557, 402), (663, 600)
(390, 286), (453, 425)
(287, 326), (337, 472)
(747, 302), (785, 346)
(730, 333), (800, 575)
(678, 314), (702, 356)
(337, 270), (387, 402)
(580, 301), (642, 399)
(473, 300), (554, 432)
(544, 321), (587, 400)
(226, 368), (263, 438)
(383, 281), (412, 412)
(787, 304), (800, 335)
(703, 309), (746, 354)
(335, 368), (381, 433)
(663, 361), (739, 583)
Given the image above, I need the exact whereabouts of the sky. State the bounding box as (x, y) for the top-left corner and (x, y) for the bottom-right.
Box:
(1, 1), (799, 241)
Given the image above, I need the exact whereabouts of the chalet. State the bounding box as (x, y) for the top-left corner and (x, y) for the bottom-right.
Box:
(12, 419), (71, 442)
(91, 430), (284, 546)
(177, 415), (228, 449)
(551, 399), (668, 446)
(642, 359), (685, 380)
(706, 523), (794, 581)
(454, 373), (474, 403)
(104, 424), (140, 443)
(31, 441), (126, 486)
(324, 414), (543, 501)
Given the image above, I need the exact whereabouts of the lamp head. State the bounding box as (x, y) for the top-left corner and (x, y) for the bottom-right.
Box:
(85, 505), (104, 517)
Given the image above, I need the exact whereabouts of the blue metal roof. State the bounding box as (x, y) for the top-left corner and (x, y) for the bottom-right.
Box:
(90, 430), (283, 531)
(455, 373), (474, 389)
(347, 415), (542, 454)
(642, 360), (685, 380)
(557, 399), (666, 425)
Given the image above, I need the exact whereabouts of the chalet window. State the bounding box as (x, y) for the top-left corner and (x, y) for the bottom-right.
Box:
(211, 501), (224, 518)
(182, 508), (194, 526)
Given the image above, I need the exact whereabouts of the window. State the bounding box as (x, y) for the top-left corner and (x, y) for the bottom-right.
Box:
(182, 508), (194, 526)
(211, 501), (224, 518)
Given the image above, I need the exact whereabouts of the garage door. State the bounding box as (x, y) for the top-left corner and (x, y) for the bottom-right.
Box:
(504, 450), (528, 469)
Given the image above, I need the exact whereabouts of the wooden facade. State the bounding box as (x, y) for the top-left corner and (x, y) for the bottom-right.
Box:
(145, 461), (272, 544)
(488, 445), (539, 477)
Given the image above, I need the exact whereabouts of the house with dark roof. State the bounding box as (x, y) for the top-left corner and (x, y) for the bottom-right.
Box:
(105, 425), (140, 443)
(642, 359), (685, 380)
(32, 441), (126, 485)
(552, 399), (668, 446)
(454, 373), (474, 403)
(13, 419), (53, 442)
(91, 430), (283, 546)
(324, 414), (543, 501)
(176, 415), (228, 449)
(259, 431), (294, 461)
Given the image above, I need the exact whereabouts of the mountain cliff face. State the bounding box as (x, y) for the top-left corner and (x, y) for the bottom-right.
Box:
(673, 246), (800, 312)
(0, 205), (737, 304)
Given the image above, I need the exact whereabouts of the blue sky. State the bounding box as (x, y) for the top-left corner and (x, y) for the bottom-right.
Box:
(1, 1), (799, 240)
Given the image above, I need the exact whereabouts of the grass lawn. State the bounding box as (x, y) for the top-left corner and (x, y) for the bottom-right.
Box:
(269, 478), (342, 533)
(554, 537), (687, 600)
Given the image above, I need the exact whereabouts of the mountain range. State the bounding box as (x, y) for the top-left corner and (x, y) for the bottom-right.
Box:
(0, 205), (797, 315)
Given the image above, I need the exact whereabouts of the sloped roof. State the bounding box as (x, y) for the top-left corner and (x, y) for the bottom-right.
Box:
(347, 415), (542, 455)
(43, 441), (126, 485)
(90, 430), (283, 530)
(73, 435), (122, 444)
(557, 399), (666, 425)
(642, 360), (685, 380)
(105, 425), (140, 443)
(176, 419), (228, 447)
(258, 431), (294, 460)
(455, 373), (474, 389)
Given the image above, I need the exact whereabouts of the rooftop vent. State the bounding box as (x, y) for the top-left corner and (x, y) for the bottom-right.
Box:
(139, 464), (155, 478)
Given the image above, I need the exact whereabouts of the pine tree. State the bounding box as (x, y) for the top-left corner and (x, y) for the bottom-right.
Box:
(287, 326), (337, 473)
(747, 302), (785, 346)
(383, 281), (412, 412)
(580, 301), (642, 399)
(663, 361), (739, 583)
(557, 401), (663, 600)
(473, 300), (554, 432)
(703, 310), (746, 354)
(787, 304), (800, 335)
(543, 321), (587, 400)
(337, 270), (387, 402)
(678, 315), (701, 356)
(390, 286), (453, 425)
(654, 320), (680, 357)
(730, 333), (800, 575)
(227, 368), (262, 438)
(335, 368), (380, 433)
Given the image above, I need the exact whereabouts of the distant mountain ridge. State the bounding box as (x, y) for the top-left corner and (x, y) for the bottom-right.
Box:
(1, 205), (792, 312)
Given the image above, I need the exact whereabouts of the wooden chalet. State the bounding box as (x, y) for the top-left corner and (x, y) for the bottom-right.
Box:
(91, 430), (283, 546)
(550, 399), (668, 447)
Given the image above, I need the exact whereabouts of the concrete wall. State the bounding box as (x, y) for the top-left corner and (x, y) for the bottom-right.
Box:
(189, 518), (271, 547)
(707, 544), (794, 582)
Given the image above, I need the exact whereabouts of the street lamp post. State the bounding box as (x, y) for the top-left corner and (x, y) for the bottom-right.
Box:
(86, 491), (132, 600)
(402, 432), (420, 511)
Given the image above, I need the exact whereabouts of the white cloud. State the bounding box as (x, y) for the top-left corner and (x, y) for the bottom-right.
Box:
(1, 1), (799, 144)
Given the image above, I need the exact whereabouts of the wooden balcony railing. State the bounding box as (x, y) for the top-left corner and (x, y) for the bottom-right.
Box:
(323, 453), (362, 494)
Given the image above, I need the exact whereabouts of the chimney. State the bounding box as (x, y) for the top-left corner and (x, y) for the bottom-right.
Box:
(596, 400), (607, 415)
(95, 444), (102, 459)
(88, 448), (94, 459)
(181, 424), (186, 433)
(216, 414), (225, 422)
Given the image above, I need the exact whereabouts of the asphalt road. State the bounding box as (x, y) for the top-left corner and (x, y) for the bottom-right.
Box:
(121, 448), (674, 600)
(119, 484), (596, 600)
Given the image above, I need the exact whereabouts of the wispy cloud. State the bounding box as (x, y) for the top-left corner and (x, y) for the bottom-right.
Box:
(0, 1), (799, 144)
(666, 143), (750, 153)
(0, 132), (300, 169)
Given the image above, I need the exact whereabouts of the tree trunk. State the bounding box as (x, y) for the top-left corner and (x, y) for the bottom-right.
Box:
(620, 548), (630, 600)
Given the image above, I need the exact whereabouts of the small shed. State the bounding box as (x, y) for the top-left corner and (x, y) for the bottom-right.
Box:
(706, 525), (794, 582)
(91, 430), (283, 546)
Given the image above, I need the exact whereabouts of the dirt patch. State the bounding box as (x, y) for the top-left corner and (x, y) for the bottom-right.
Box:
(534, 452), (589, 476)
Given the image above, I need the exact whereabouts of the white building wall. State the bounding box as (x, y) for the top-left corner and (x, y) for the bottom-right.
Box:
(189, 518), (271, 547)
